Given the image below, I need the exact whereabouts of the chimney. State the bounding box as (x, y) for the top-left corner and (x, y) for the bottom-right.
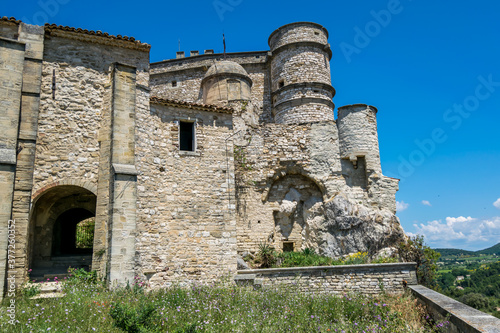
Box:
(190, 50), (199, 57)
(204, 49), (214, 55)
(176, 51), (185, 59)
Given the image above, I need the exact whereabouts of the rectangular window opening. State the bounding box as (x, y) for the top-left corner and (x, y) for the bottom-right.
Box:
(179, 121), (195, 151)
(283, 242), (294, 252)
(172, 80), (177, 87)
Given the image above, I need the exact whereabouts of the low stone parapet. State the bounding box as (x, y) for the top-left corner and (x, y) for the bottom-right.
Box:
(409, 285), (500, 333)
(236, 262), (417, 295)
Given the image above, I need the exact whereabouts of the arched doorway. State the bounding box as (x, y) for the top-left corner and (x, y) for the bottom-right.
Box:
(29, 185), (97, 280)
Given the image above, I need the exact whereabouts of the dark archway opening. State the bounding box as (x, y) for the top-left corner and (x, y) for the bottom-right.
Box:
(52, 208), (95, 256)
(29, 185), (97, 280)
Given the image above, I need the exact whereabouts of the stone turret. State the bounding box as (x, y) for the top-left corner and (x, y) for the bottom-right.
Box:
(268, 22), (335, 124)
(201, 60), (252, 105)
(337, 104), (382, 173)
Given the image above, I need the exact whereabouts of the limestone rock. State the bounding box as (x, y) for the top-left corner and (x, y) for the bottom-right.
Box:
(237, 257), (250, 270)
(304, 194), (405, 258)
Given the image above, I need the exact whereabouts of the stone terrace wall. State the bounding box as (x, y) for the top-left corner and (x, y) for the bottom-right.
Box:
(135, 102), (237, 286)
(236, 263), (418, 295)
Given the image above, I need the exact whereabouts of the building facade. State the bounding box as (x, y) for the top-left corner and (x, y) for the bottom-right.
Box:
(0, 18), (404, 296)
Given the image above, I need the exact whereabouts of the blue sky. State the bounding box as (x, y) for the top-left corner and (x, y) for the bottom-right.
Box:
(4, 0), (500, 250)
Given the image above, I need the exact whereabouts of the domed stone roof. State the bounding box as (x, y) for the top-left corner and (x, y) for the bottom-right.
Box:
(203, 60), (250, 80)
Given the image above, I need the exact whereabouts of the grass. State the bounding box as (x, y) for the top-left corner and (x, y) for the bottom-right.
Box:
(0, 274), (450, 332)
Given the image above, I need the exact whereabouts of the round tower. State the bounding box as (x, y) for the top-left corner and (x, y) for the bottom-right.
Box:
(268, 22), (335, 124)
(337, 104), (381, 173)
(201, 60), (252, 105)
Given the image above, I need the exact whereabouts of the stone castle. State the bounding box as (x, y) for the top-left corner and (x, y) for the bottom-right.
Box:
(0, 17), (405, 295)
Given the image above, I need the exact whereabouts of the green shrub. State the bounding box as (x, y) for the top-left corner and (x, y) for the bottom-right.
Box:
(277, 248), (338, 267)
(254, 242), (276, 268)
(371, 256), (399, 264)
(110, 301), (158, 333)
(21, 283), (40, 298)
(67, 267), (98, 283)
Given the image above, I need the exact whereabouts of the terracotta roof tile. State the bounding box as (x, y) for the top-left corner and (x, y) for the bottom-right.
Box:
(150, 97), (233, 113)
(1, 16), (21, 24)
(44, 23), (150, 50)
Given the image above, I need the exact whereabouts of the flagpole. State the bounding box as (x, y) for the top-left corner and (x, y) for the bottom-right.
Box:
(223, 33), (226, 60)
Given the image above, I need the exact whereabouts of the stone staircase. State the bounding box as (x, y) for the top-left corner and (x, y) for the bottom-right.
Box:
(30, 255), (91, 282)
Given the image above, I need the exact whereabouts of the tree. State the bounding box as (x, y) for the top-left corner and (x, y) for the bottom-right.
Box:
(459, 293), (490, 310)
(397, 235), (440, 289)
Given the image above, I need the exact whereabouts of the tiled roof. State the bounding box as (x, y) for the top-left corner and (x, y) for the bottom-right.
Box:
(1, 16), (21, 24)
(44, 23), (150, 51)
(150, 97), (233, 113)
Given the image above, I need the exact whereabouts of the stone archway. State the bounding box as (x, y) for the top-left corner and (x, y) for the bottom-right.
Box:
(266, 175), (324, 252)
(28, 185), (97, 280)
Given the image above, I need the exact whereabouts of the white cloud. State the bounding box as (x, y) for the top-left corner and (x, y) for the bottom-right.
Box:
(445, 216), (476, 226)
(396, 201), (409, 212)
(494, 198), (500, 209)
(412, 216), (500, 249)
(421, 200), (432, 207)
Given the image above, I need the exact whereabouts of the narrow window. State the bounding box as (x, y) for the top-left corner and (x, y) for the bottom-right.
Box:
(179, 121), (195, 151)
(278, 80), (285, 88)
(172, 80), (177, 87)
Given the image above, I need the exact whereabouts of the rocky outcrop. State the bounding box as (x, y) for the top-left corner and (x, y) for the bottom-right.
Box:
(303, 194), (405, 257)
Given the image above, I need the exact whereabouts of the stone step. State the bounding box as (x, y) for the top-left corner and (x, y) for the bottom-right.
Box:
(25, 281), (66, 299)
(51, 255), (92, 262)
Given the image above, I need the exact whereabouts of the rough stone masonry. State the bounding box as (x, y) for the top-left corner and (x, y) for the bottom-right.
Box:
(0, 18), (405, 296)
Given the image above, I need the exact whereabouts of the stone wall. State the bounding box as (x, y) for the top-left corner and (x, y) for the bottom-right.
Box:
(234, 121), (339, 253)
(0, 17), (19, 39)
(0, 22), (27, 299)
(0, 21), (49, 294)
(270, 47), (331, 90)
(31, 29), (150, 283)
(32, 30), (149, 197)
(235, 262), (418, 295)
(274, 100), (335, 124)
(135, 100), (237, 286)
(232, 120), (404, 257)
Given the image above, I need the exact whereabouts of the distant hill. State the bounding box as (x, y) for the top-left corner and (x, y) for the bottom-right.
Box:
(434, 242), (500, 257)
(477, 242), (500, 255)
(434, 248), (475, 257)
